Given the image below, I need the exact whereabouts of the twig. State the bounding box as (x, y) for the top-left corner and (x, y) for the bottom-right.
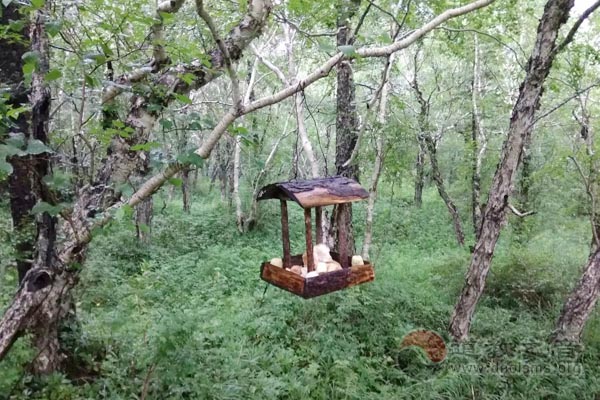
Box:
(532, 80), (600, 127)
(436, 26), (525, 69)
(140, 363), (157, 400)
(196, 0), (241, 110)
(507, 203), (536, 218)
(555, 0), (600, 54)
(568, 155), (600, 247)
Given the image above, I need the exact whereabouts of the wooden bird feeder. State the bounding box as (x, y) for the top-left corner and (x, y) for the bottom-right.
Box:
(257, 176), (375, 298)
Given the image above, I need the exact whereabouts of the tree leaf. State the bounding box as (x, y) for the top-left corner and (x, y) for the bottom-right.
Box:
(131, 141), (161, 151)
(45, 20), (62, 37)
(174, 94), (193, 105)
(31, 201), (67, 216)
(168, 177), (183, 187)
(5, 133), (25, 148)
(44, 69), (62, 82)
(0, 159), (13, 175)
(159, 119), (173, 129)
(179, 73), (196, 85)
(338, 45), (358, 57)
(317, 38), (336, 53)
(26, 139), (53, 155)
(176, 150), (204, 167)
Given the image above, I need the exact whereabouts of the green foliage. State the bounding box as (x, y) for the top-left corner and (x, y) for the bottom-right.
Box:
(2, 185), (599, 399)
(1, 0), (600, 398)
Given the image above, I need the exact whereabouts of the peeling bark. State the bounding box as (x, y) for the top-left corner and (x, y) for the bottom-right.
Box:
(3, 3), (54, 284)
(552, 248), (600, 343)
(551, 95), (600, 343)
(449, 0), (574, 342)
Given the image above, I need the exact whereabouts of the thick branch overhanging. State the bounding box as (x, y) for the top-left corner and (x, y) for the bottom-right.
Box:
(195, 0), (496, 158)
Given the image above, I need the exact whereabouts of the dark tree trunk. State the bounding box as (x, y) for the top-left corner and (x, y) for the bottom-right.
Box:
(551, 95), (600, 343)
(449, 0), (574, 342)
(2, 2), (64, 373)
(424, 134), (465, 246)
(135, 197), (153, 242)
(3, 3), (53, 283)
(135, 156), (153, 242)
(469, 120), (482, 237)
(414, 140), (425, 208)
(182, 169), (191, 213)
(330, 0), (360, 254)
(552, 248), (600, 343)
(411, 59), (465, 246)
(514, 144), (532, 237)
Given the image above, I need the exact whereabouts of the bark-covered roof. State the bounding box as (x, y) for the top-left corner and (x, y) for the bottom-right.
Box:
(257, 176), (368, 208)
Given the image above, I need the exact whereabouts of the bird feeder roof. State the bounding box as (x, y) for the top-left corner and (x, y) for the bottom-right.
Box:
(257, 176), (369, 208)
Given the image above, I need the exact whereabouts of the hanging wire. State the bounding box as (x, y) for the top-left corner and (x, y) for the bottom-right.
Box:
(301, 88), (329, 175)
(292, 123), (300, 180)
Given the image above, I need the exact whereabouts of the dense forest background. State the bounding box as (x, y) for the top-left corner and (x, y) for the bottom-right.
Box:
(1, 0), (600, 398)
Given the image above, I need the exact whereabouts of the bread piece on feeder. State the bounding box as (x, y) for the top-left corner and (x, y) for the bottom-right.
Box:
(289, 265), (303, 275)
(351, 255), (364, 266)
(271, 258), (283, 268)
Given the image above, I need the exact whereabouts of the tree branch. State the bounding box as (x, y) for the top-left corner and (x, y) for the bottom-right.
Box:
(555, 0), (600, 54)
(532, 80), (600, 127)
(507, 203), (536, 218)
(196, 0), (241, 110)
(195, 0), (496, 158)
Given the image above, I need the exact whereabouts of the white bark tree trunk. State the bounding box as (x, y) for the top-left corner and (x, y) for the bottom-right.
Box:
(362, 53), (395, 260)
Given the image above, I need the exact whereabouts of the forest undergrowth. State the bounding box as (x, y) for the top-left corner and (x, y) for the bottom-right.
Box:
(1, 182), (599, 399)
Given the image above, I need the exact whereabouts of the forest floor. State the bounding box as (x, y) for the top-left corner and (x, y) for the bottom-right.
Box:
(1, 183), (600, 399)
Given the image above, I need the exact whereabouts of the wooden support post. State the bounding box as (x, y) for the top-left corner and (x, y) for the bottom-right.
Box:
(315, 206), (323, 244)
(304, 207), (314, 272)
(337, 203), (348, 268)
(281, 200), (292, 268)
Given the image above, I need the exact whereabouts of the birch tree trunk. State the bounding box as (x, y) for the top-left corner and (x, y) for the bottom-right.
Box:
(283, 23), (320, 179)
(3, 2), (64, 373)
(362, 54), (394, 260)
(449, 0), (574, 341)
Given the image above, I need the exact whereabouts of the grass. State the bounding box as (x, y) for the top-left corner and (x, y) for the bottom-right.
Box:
(0, 183), (599, 399)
